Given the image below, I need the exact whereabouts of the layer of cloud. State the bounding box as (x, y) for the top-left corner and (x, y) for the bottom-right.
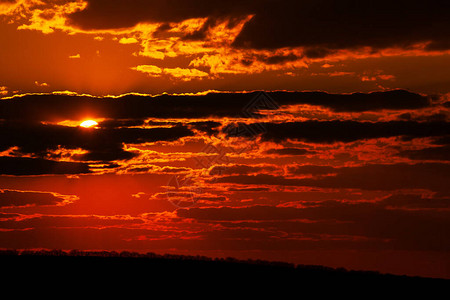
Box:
(0, 189), (77, 207)
(233, 0), (450, 53)
(0, 156), (91, 175)
(177, 199), (450, 252)
(0, 90), (433, 122)
(250, 121), (450, 143)
(0, 214), (144, 229)
(0, 123), (194, 162)
(214, 163), (450, 193)
(67, 0), (253, 30)
(66, 0), (450, 55)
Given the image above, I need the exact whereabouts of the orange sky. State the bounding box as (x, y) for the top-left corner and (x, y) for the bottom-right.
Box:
(1, 0), (450, 279)
(1, 0), (450, 96)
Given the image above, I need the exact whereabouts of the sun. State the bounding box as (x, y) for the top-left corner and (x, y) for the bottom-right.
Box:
(79, 120), (98, 128)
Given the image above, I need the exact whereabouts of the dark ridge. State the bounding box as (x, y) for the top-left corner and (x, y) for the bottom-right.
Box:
(0, 249), (447, 291)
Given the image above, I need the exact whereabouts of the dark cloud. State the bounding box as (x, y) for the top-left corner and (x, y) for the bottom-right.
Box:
(178, 205), (307, 221)
(97, 119), (146, 129)
(0, 189), (71, 208)
(302, 47), (336, 59)
(227, 187), (270, 192)
(127, 165), (191, 174)
(0, 123), (193, 162)
(181, 17), (223, 41)
(144, 120), (222, 135)
(258, 53), (300, 65)
(214, 163), (450, 193)
(0, 212), (20, 219)
(247, 121), (450, 143)
(187, 121), (222, 135)
(265, 148), (314, 156)
(287, 165), (336, 175)
(0, 93), (266, 121)
(178, 200), (450, 251)
(0, 227), (171, 250)
(233, 0), (450, 53)
(0, 91), (432, 123)
(0, 215), (144, 230)
(398, 112), (449, 122)
(398, 135), (450, 161)
(380, 194), (450, 210)
(68, 1), (450, 55)
(399, 145), (450, 161)
(433, 135), (450, 145)
(68, 0), (254, 30)
(209, 164), (278, 176)
(269, 90), (431, 112)
(0, 156), (91, 175)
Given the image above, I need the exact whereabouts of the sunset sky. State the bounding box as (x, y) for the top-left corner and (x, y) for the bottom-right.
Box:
(1, 0), (449, 278)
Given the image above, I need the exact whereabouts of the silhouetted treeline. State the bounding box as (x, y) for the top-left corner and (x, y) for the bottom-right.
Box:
(1, 249), (448, 293)
(0, 249), (294, 266)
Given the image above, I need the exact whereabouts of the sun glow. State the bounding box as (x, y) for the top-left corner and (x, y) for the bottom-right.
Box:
(80, 120), (98, 128)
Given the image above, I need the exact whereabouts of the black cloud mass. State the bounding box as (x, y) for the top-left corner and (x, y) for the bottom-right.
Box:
(68, 0), (450, 55)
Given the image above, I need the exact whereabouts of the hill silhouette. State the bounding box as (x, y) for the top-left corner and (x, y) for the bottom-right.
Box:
(1, 249), (448, 294)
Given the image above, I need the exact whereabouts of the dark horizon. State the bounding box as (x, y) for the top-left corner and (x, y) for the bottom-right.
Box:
(2, 248), (449, 281)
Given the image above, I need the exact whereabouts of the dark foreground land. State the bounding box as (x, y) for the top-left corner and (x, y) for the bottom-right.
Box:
(1, 250), (448, 294)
